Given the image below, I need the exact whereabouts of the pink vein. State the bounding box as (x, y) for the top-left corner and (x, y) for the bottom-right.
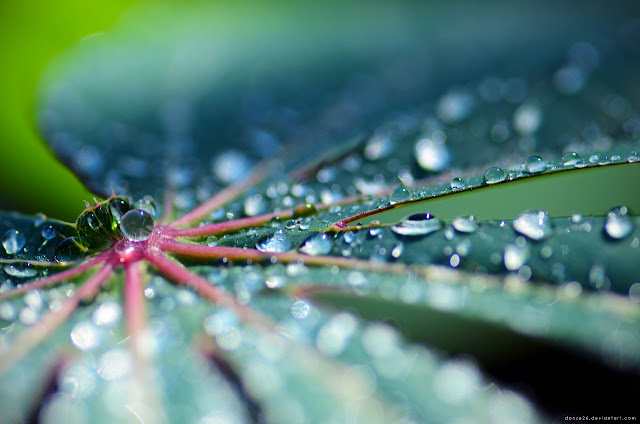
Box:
(125, 262), (146, 344)
(0, 253), (109, 301)
(159, 239), (425, 276)
(167, 194), (367, 239)
(0, 261), (114, 375)
(168, 161), (276, 229)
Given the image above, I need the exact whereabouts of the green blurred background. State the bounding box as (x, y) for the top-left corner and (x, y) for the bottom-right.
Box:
(0, 0), (139, 221)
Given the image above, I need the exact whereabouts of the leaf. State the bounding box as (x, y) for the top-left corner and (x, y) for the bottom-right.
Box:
(2, 2), (640, 423)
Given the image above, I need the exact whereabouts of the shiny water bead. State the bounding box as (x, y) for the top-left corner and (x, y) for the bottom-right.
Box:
(54, 237), (88, 262)
(120, 209), (155, 242)
(298, 233), (333, 256)
(41, 225), (57, 240)
(3, 263), (38, 278)
(483, 167), (506, 184)
(109, 198), (131, 223)
(391, 213), (442, 236)
(415, 138), (450, 172)
(256, 232), (293, 253)
(524, 156), (547, 174)
(452, 215), (478, 233)
(2, 230), (26, 254)
(604, 206), (633, 240)
(561, 152), (583, 166)
(450, 177), (465, 190)
(513, 210), (553, 241)
(389, 187), (411, 205)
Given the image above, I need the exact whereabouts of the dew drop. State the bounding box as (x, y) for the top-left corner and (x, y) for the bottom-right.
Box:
(41, 225), (57, 240)
(524, 156), (547, 174)
(389, 187), (411, 205)
(256, 232), (293, 253)
(415, 138), (450, 172)
(290, 300), (310, 319)
(513, 210), (553, 241)
(298, 233), (332, 256)
(120, 209), (154, 242)
(3, 230), (26, 255)
(604, 206), (633, 240)
(3, 263), (38, 278)
(450, 177), (465, 190)
(483, 167), (506, 184)
(561, 152), (584, 166)
(207, 236), (218, 247)
(391, 213), (442, 237)
(452, 215), (478, 233)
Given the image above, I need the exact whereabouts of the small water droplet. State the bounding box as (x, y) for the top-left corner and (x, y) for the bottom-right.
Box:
(504, 244), (528, 271)
(483, 167), (506, 184)
(561, 152), (584, 166)
(391, 213), (442, 237)
(291, 300), (310, 319)
(604, 206), (633, 240)
(298, 233), (332, 256)
(513, 104), (542, 135)
(120, 209), (154, 242)
(41, 225), (57, 240)
(452, 216), (478, 233)
(3, 230), (26, 255)
(450, 177), (465, 190)
(389, 187), (411, 205)
(524, 156), (547, 174)
(256, 232), (293, 253)
(391, 243), (404, 258)
(415, 138), (450, 172)
(513, 210), (553, 241)
(207, 236), (218, 247)
(3, 263), (38, 278)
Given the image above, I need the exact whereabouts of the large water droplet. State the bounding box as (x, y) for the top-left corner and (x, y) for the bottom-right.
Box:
(524, 156), (547, 174)
(452, 216), (478, 233)
(3, 230), (26, 255)
(415, 138), (450, 172)
(604, 206), (633, 240)
(298, 233), (332, 256)
(256, 232), (293, 253)
(513, 210), (553, 241)
(3, 263), (38, 278)
(483, 167), (506, 184)
(561, 152), (584, 166)
(389, 187), (411, 205)
(391, 213), (442, 237)
(450, 177), (465, 190)
(120, 209), (154, 242)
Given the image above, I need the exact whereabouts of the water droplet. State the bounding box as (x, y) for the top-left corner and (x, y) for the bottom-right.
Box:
(291, 300), (310, 319)
(256, 232), (293, 253)
(391, 213), (442, 237)
(450, 177), (465, 190)
(604, 206), (633, 240)
(513, 210), (553, 241)
(389, 187), (411, 205)
(452, 216), (478, 233)
(524, 156), (547, 174)
(437, 90), (474, 123)
(3, 230), (25, 255)
(41, 225), (57, 240)
(54, 237), (87, 262)
(3, 263), (38, 278)
(109, 198), (131, 223)
(561, 152), (584, 166)
(504, 244), (528, 271)
(483, 167), (506, 184)
(513, 104), (542, 135)
(298, 233), (332, 256)
(207, 236), (218, 247)
(415, 138), (450, 172)
(120, 209), (154, 242)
